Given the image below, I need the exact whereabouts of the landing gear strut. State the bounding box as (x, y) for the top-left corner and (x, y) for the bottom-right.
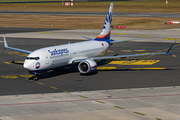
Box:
(33, 76), (38, 81)
(32, 72), (38, 81)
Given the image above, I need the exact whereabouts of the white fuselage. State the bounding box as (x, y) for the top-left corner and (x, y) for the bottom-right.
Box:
(23, 40), (109, 72)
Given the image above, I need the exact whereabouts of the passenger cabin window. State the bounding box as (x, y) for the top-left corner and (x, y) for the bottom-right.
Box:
(26, 57), (40, 60)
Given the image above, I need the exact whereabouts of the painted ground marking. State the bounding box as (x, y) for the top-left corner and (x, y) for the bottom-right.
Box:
(133, 112), (146, 116)
(107, 50), (114, 52)
(1, 75), (18, 79)
(4, 61), (24, 64)
(131, 68), (166, 70)
(134, 50), (146, 52)
(164, 38), (179, 41)
(5, 52), (28, 56)
(97, 67), (117, 70)
(20, 75), (34, 78)
(95, 100), (105, 104)
(121, 50), (132, 52)
(37, 82), (44, 85)
(109, 60), (160, 65)
(64, 91), (71, 94)
(50, 86), (58, 90)
(114, 106), (125, 109)
(79, 95), (88, 99)
(1, 93), (180, 106)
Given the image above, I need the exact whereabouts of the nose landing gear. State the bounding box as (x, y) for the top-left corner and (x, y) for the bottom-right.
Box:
(32, 72), (38, 81)
(33, 76), (38, 81)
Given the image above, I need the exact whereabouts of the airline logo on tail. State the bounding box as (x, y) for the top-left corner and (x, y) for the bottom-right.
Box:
(95, 3), (113, 41)
(103, 11), (112, 30)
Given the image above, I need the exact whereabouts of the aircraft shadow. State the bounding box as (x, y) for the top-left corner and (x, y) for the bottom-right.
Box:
(29, 66), (171, 80)
(97, 68), (171, 72)
(9, 58), (171, 80)
(11, 61), (24, 65)
(29, 59), (116, 80)
(28, 65), (79, 80)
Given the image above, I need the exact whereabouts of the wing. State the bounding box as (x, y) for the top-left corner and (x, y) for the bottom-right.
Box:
(92, 52), (166, 60)
(110, 37), (147, 44)
(92, 41), (176, 60)
(71, 41), (176, 63)
(3, 36), (32, 54)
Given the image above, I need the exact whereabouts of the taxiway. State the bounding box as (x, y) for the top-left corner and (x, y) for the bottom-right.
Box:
(0, 28), (180, 120)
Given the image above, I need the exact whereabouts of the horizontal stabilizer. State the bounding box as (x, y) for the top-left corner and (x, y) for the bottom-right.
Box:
(92, 52), (166, 61)
(81, 36), (94, 40)
(110, 37), (147, 44)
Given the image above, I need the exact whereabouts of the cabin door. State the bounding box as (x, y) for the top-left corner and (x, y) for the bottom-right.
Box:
(43, 52), (49, 64)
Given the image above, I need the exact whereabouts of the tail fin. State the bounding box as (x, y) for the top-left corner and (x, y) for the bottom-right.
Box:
(95, 3), (113, 41)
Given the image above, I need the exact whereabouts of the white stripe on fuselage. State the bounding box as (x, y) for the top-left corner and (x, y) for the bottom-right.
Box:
(25, 40), (109, 71)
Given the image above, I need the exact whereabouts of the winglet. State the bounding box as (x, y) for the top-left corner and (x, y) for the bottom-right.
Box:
(3, 36), (8, 49)
(2, 36), (32, 54)
(166, 41), (176, 57)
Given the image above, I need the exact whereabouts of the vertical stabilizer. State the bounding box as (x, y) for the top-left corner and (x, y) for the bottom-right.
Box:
(95, 3), (113, 41)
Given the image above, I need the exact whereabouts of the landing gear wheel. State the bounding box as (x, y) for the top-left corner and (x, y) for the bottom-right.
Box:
(56, 67), (64, 72)
(33, 76), (38, 81)
(32, 72), (38, 81)
(60, 67), (64, 72)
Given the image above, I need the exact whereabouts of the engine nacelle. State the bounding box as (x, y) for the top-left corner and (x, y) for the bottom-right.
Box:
(78, 59), (97, 74)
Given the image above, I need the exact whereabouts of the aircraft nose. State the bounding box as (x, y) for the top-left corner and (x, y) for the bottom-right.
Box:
(23, 60), (31, 70)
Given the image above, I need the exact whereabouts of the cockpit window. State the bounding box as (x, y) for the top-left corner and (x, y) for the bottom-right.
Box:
(26, 57), (40, 60)
(35, 57), (40, 60)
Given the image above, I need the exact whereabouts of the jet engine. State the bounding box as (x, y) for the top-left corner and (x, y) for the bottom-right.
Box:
(78, 59), (97, 74)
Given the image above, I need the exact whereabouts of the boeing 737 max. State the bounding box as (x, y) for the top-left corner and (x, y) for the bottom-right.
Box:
(3, 3), (176, 80)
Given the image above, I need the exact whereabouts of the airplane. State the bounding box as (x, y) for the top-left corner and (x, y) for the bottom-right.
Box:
(3, 3), (176, 81)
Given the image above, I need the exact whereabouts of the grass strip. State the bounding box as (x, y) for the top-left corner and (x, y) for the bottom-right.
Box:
(0, 0), (180, 13)
(0, 14), (180, 30)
